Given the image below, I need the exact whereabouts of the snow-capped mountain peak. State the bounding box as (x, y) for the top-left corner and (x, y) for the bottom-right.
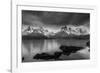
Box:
(22, 25), (89, 37)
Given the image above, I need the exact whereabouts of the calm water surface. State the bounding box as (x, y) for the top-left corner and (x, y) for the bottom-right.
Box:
(22, 39), (89, 62)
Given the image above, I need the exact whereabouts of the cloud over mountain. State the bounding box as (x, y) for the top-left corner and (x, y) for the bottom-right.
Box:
(22, 10), (90, 27)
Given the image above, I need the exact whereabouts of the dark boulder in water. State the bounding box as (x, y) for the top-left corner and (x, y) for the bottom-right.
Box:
(22, 57), (24, 62)
(33, 52), (62, 60)
(59, 45), (84, 56)
(33, 53), (55, 60)
(54, 52), (62, 60)
(86, 41), (90, 47)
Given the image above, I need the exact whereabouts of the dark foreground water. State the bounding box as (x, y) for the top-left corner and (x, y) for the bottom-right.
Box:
(22, 39), (90, 62)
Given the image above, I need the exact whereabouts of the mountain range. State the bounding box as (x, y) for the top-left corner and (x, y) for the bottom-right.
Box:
(22, 25), (90, 39)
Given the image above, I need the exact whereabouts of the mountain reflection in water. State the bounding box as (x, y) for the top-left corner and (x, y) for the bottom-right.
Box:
(22, 39), (89, 62)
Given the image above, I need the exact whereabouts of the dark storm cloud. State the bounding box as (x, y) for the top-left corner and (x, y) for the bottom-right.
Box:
(22, 10), (90, 26)
(22, 10), (43, 25)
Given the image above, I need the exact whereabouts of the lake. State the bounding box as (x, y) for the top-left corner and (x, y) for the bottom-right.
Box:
(22, 39), (90, 62)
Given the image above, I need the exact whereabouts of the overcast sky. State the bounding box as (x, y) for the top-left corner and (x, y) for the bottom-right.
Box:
(22, 10), (90, 32)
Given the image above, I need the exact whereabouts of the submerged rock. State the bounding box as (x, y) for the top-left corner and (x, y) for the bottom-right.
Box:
(86, 41), (90, 47)
(59, 45), (84, 56)
(33, 52), (62, 60)
(22, 57), (24, 62)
